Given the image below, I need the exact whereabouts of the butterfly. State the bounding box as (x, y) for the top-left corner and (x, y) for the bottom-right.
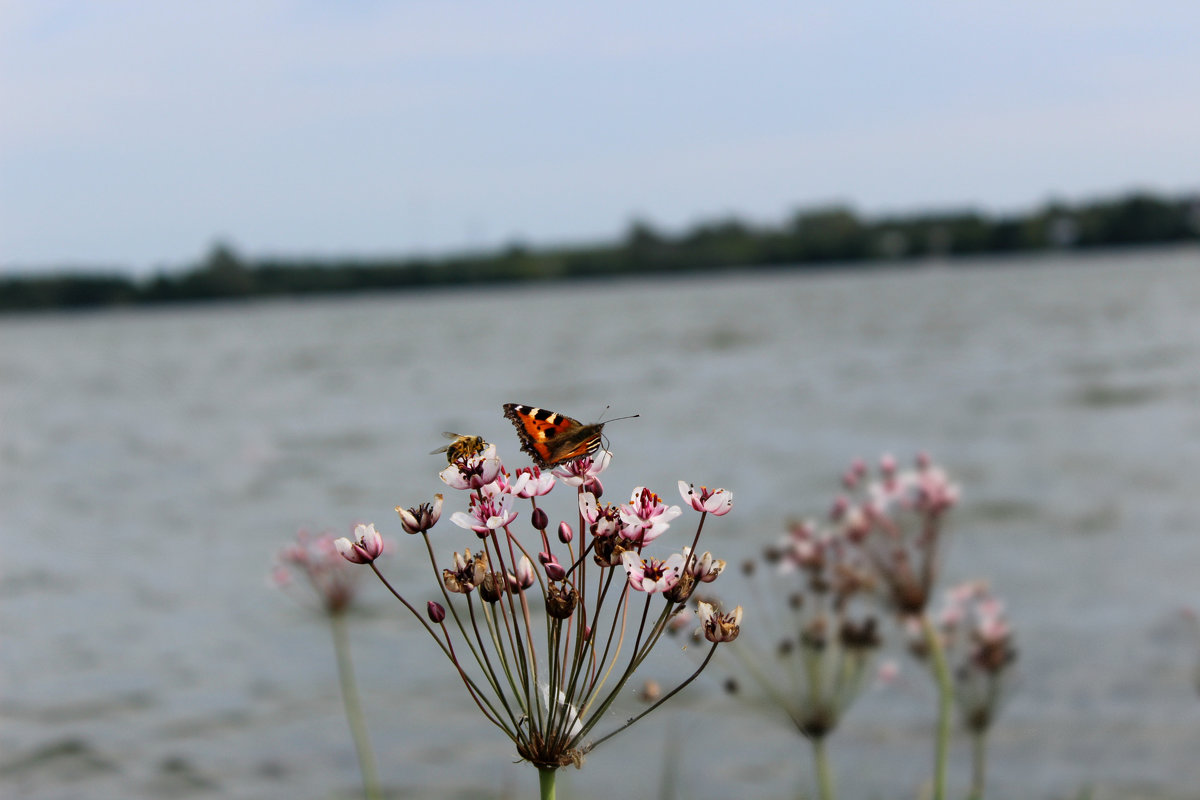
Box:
(502, 403), (638, 468)
(429, 432), (487, 463)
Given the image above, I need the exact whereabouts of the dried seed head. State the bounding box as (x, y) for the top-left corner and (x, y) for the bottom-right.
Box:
(546, 583), (578, 619)
(480, 571), (506, 603)
(664, 571), (696, 604)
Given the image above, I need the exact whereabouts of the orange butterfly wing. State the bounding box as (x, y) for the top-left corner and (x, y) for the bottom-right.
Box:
(502, 403), (605, 468)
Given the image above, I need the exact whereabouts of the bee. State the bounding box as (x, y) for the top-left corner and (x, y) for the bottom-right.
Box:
(430, 432), (487, 464)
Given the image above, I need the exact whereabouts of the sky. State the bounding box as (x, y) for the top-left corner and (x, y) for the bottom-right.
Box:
(2, 1), (1198, 275)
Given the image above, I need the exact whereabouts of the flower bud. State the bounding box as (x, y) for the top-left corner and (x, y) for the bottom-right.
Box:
(544, 559), (567, 582)
(558, 521), (573, 544)
(531, 506), (549, 531)
(514, 555), (535, 589)
(427, 601), (446, 623)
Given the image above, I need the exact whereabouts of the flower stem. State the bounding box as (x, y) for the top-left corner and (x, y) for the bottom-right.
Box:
(539, 766), (557, 800)
(811, 735), (834, 800)
(920, 613), (952, 800)
(969, 729), (988, 800)
(330, 614), (382, 800)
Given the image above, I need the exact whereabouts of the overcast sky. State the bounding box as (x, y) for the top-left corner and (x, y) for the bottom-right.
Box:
(2, 1), (1198, 274)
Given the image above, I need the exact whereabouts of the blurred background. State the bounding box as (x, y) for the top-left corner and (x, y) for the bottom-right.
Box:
(2, 3), (1200, 799)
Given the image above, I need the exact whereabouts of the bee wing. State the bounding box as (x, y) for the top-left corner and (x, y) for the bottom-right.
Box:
(430, 432), (464, 455)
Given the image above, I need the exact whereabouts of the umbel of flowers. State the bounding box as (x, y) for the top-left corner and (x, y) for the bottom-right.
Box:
(723, 512), (882, 800)
(335, 437), (739, 799)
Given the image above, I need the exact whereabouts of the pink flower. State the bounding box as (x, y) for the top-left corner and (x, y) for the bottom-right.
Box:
(618, 487), (682, 545)
(510, 466), (556, 498)
(335, 523), (386, 564)
(677, 481), (734, 516)
(449, 492), (518, 536)
(621, 551), (686, 594)
(579, 492), (622, 538)
(553, 449), (610, 488)
(439, 444), (503, 490)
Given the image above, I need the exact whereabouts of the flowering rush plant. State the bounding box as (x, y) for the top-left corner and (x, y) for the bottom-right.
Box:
(334, 423), (739, 798)
(833, 453), (964, 800)
(727, 514), (882, 800)
(933, 581), (1017, 800)
(274, 528), (386, 800)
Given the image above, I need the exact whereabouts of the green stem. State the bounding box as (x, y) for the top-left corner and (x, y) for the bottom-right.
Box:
(539, 766), (557, 800)
(968, 729), (987, 800)
(330, 614), (383, 800)
(812, 735), (834, 800)
(920, 614), (952, 800)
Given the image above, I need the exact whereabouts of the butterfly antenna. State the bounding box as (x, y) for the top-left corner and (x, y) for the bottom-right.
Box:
(597, 404), (640, 425)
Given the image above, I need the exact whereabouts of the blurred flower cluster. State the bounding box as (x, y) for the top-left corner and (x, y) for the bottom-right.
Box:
(274, 526), (385, 616)
(726, 454), (1017, 800)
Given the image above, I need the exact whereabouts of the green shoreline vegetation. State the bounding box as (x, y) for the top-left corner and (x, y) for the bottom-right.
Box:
(3, 190), (1197, 313)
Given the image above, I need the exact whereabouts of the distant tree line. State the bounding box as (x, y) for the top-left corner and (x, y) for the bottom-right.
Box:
(3, 191), (1197, 312)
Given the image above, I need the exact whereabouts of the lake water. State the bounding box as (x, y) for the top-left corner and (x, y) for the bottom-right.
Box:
(3, 246), (1200, 800)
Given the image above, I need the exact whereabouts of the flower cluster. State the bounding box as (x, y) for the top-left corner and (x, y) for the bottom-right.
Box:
(334, 434), (740, 778)
(935, 581), (1018, 734)
(834, 453), (960, 617)
(715, 453), (975, 800)
(275, 528), (381, 615)
(733, 515), (882, 743)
